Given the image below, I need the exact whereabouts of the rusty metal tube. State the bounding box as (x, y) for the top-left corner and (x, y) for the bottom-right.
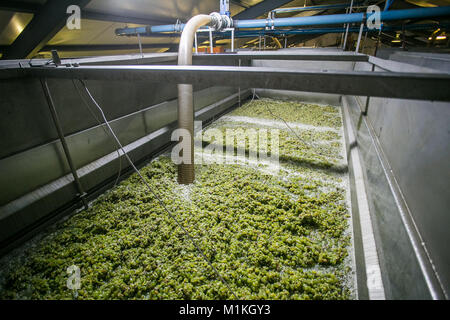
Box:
(177, 15), (212, 184)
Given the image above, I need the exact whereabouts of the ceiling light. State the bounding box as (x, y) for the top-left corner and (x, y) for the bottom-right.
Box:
(428, 35), (447, 40)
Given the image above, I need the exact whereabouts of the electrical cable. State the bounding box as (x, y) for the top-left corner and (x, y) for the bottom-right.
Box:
(71, 79), (123, 187)
(78, 79), (238, 299)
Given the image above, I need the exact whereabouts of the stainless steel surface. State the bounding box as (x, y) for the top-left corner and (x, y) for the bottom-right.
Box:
(344, 94), (448, 300)
(1, 48), (449, 300)
(256, 51), (450, 299)
(342, 97), (385, 300)
(0, 87), (249, 247)
(9, 64), (450, 102)
(0, 85), (238, 206)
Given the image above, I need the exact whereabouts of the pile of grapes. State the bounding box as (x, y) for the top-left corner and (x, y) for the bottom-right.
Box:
(0, 99), (353, 300)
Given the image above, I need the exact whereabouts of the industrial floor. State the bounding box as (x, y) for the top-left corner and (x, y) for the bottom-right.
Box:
(0, 98), (356, 299)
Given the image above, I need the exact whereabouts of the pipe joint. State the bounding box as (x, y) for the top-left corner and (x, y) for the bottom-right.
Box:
(265, 18), (275, 30)
(210, 12), (233, 31)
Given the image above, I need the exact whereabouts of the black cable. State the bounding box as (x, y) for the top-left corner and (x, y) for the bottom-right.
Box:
(79, 80), (238, 299)
(72, 79), (122, 187)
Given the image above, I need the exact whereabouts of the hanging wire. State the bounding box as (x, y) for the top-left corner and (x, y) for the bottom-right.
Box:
(72, 79), (123, 188)
(249, 89), (331, 159)
(78, 79), (238, 299)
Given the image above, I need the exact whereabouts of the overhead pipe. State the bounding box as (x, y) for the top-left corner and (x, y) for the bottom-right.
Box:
(176, 13), (231, 184)
(234, 6), (450, 28)
(210, 23), (449, 39)
(270, 1), (365, 15)
(116, 23), (448, 41)
(116, 6), (450, 36)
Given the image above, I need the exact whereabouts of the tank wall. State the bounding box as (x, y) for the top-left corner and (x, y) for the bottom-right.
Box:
(349, 57), (450, 299)
(254, 54), (449, 298)
(0, 55), (249, 249)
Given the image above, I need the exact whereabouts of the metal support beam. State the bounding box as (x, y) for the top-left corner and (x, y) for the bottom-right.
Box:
(343, 0), (354, 51)
(355, 22), (364, 53)
(40, 43), (177, 52)
(39, 78), (87, 209)
(209, 28), (214, 53)
(17, 65), (450, 102)
(231, 28), (235, 52)
(2, 0), (92, 60)
(194, 52), (370, 62)
(233, 0), (294, 19)
(82, 11), (175, 25)
(137, 34), (144, 58)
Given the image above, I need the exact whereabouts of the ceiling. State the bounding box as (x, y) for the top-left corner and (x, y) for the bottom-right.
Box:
(0, 0), (448, 59)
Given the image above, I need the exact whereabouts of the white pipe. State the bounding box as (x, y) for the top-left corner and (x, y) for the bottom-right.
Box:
(231, 28), (235, 52)
(177, 14), (212, 184)
(355, 22), (364, 53)
(343, 0), (354, 50)
(209, 28), (214, 53)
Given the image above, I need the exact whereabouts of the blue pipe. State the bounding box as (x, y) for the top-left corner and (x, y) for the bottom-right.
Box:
(272, 2), (364, 14)
(221, 23), (448, 39)
(115, 6), (450, 36)
(235, 6), (450, 28)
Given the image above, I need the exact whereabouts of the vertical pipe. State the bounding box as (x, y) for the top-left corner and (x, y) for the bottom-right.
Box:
(40, 78), (87, 208)
(177, 15), (212, 184)
(355, 22), (364, 52)
(238, 58), (241, 108)
(137, 33), (144, 58)
(231, 28), (235, 52)
(341, 7), (349, 47)
(343, 0), (354, 50)
(195, 32), (198, 54)
(209, 28), (214, 53)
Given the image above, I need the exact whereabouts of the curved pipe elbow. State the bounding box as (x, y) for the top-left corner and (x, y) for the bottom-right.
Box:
(178, 15), (212, 65)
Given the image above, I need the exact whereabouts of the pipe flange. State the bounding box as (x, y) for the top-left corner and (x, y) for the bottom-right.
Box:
(222, 14), (233, 29)
(265, 18), (275, 30)
(210, 12), (223, 31)
(174, 19), (183, 32)
(210, 12), (233, 31)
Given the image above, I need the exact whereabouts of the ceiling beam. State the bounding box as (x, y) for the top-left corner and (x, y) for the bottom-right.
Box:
(0, 2), (175, 27)
(2, 0), (92, 60)
(230, 0), (251, 9)
(0, 1), (40, 13)
(233, 0), (295, 20)
(82, 11), (176, 25)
